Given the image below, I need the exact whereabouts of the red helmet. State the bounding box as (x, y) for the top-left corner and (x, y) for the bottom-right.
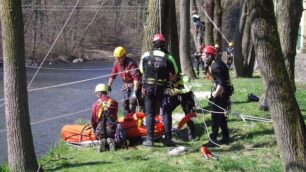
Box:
(153, 33), (166, 43)
(203, 45), (216, 55)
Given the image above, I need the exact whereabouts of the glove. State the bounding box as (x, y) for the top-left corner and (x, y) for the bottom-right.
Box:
(107, 85), (112, 92)
(170, 88), (180, 96)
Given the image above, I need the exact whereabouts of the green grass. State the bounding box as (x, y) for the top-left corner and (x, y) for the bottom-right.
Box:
(1, 73), (305, 172)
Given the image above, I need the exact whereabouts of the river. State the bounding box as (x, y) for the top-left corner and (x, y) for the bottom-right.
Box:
(0, 61), (124, 164)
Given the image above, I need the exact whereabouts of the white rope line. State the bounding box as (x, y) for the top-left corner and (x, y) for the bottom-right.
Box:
(194, 104), (227, 114)
(206, 99), (272, 123)
(0, 97), (130, 134)
(27, 68), (138, 91)
(27, 0), (81, 89)
(71, 0), (107, 52)
(231, 112), (272, 123)
(26, 66), (112, 71)
(200, 109), (222, 147)
(199, 6), (230, 44)
(0, 68), (138, 105)
(194, 93), (272, 123)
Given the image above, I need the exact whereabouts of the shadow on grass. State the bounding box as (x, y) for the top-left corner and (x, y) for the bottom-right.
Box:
(231, 100), (250, 105)
(252, 141), (276, 148)
(49, 160), (112, 171)
(243, 127), (274, 139)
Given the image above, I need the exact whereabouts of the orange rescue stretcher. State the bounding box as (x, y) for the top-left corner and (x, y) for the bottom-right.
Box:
(61, 112), (165, 145)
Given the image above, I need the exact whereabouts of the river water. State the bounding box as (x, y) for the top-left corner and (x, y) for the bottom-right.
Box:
(0, 61), (124, 164)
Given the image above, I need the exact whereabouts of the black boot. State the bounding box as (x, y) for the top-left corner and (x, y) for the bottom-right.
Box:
(204, 140), (217, 147)
(187, 122), (196, 141)
(163, 135), (176, 147)
(99, 138), (107, 152)
(220, 135), (230, 145)
(219, 139), (229, 145)
(204, 134), (217, 147)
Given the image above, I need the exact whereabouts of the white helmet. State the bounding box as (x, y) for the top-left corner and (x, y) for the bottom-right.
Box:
(95, 84), (107, 93)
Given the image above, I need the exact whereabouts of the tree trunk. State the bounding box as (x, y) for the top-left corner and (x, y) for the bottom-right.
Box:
(31, 0), (40, 59)
(213, 0), (222, 48)
(250, 0), (306, 171)
(169, 0), (181, 70)
(179, 0), (196, 79)
(142, 0), (160, 53)
(275, 0), (303, 93)
(0, 0), (39, 171)
(203, 0), (214, 45)
(234, 0), (255, 77)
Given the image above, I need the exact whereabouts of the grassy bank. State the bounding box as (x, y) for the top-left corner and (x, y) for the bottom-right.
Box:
(1, 74), (306, 172)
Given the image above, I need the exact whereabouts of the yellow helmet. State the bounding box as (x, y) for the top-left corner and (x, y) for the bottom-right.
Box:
(95, 83), (107, 93)
(229, 42), (234, 47)
(113, 46), (126, 58)
(214, 44), (219, 48)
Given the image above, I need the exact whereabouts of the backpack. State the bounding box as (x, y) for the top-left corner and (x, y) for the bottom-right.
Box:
(114, 123), (128, 148)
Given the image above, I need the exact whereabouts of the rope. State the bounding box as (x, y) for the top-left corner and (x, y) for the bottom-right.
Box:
(27, 68), (138, 91)
(26, 66), (112, 71)
(0, 68), (138, 107)
(200, 109), (222, 147)
(206, 99), (272, 123)
(71, 0), (108, 52)
(193, 93), (272, 123)
(27, 0), (81, 89)
(0, 97), (130, 134)
(199, 6), (230, 44)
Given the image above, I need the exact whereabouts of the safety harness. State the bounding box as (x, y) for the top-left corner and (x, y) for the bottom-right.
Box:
(97, 98), (113, 120)
(144, 51), (168, 85)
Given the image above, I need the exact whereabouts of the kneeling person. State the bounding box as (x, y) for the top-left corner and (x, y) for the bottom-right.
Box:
(163, 74), (196, 141)
(91, 83), (118, 152)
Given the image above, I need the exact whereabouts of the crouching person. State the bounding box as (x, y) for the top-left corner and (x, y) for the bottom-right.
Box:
(163, 74), (196, 141)
(91, 83), (118, 152)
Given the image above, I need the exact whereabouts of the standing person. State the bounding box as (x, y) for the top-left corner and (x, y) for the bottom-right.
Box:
(91, 83), (119, 152)
(108, 46), (144, 115)
(201, 45), (233, 147)
(140, 33), (178, 147)
(163, 74), (196, 141)
(226, 42), (234, 69)
(194, 45), (205, 77)
(192, 11), (205, 33)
